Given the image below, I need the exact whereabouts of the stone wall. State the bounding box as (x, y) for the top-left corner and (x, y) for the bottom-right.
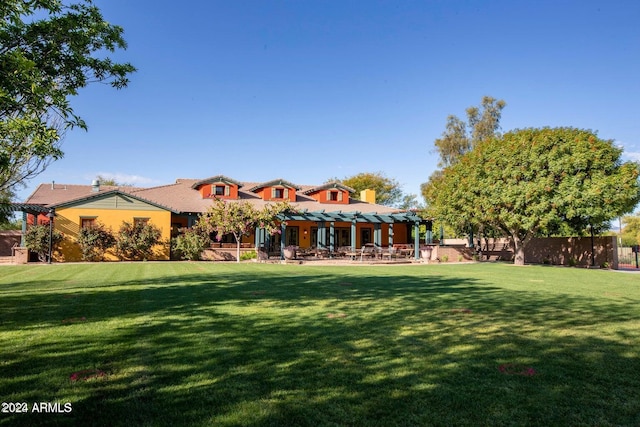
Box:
(524, 236), (617, 268)
(425, 236), (618, 269)
(0, 230), (21, 256)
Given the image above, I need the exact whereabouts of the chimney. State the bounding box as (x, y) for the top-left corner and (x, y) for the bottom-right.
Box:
(360, 189), (376, 204)
(51, 180), (55, 190)
(91, 179), (100, 192)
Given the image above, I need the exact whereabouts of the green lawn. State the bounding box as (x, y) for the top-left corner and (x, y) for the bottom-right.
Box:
(0, 262), (639, 426)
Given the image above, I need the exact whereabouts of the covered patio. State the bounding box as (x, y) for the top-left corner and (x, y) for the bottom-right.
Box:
(254, 209), (433, 261)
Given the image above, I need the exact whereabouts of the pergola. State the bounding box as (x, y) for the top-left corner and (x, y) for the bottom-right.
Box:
(255, 209), (433, 260)
(2, 203), (52, 246)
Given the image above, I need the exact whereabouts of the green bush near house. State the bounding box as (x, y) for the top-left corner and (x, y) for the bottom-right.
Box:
(77, 222), (116, 261)
(171, 228), (210, 261)
(0, 263), (638, 426)
(23, 224), (63, 262)
(115, 221), (162, 261)
(240, 249), (257, 260)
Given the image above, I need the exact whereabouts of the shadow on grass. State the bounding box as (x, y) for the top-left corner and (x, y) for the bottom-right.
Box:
(1, 266), (639, 426)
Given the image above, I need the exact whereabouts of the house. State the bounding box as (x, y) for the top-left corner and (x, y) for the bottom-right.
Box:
(17, 175), (431, 262)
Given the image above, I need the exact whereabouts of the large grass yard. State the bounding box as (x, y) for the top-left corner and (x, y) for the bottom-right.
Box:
(0, 262), (639, 426)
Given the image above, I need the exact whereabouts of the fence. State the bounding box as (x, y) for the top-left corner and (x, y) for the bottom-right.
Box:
(430, 236), (619, 268)
(618, 246), (639, 269)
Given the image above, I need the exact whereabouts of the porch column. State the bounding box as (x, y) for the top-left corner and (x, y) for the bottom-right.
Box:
(329, 221), (335, 253)
(351, 219), (357, 250)
(374, 223), (381, 248)
(317, 221), (326, 250)
(280, 222), (286, 259)
(388, 223), (394, 247)
(265, 230), (271, 252)
(414, 222), (420, 260)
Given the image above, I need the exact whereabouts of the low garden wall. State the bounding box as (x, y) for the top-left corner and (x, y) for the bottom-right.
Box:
(525, 236), (617, 268)
(0, 230), (21, 256)
(426, 236), (618, 269)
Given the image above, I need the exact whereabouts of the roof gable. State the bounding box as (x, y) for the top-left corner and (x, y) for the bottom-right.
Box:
(302, 181), (355, 195)
(51, 190), (176, 213)
(248, 178), (301, 192)
(191, 175), (243, 189)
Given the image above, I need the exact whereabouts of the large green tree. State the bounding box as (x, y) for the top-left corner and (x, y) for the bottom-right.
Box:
(422, 96), (506, 226)
(0, 0), (135, 192)
(433, 96), (506, 168)
(332, 172), (404, 207)
(425, 127), (640, 265)
(621, 214), (640, 246)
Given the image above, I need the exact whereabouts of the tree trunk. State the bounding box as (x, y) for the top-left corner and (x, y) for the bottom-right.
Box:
(234, 233), (241, 263)
(510, 232), (533, 266)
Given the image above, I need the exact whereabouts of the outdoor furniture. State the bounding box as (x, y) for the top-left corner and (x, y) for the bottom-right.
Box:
(316, 248), (329, 258)
(383, 246), (398, 261)
(360, 244), (378, 261)
(344, 248), (358, 260)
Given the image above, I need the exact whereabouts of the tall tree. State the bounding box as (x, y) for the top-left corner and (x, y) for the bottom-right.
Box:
(0, 0), (135, 192)
(621, 214), (640, 246)
(433, 96), (506, 168)
(425, 127), (640, 265)
(196, 199), (292, 263)
(333, 172), (404, 207)
(0, 187), (16, 225)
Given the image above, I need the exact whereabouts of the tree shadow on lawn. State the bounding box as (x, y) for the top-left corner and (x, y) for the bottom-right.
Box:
(1, 268), (639, 426)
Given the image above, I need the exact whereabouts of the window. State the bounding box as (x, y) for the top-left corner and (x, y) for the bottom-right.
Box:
(326, 190), (343, 202)
(213, 185), (231, 197)
(81, 217), (97, 229)
(361, 228), (372, 245)
(286, 227), (299, 246)
(134, 217), (150, 226)
(273, 188), (284, 199)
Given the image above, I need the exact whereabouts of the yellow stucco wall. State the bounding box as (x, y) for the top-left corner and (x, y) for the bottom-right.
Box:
(54, 202), (172, 262)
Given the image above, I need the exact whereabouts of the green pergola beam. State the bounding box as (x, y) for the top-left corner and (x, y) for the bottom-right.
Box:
(280, 210), (427, 225)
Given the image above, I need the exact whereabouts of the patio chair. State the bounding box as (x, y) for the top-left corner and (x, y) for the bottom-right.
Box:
(383, 246), (398, 261)
(360, 244), (377, 261)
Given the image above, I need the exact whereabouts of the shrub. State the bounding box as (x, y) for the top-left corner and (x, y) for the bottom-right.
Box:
(24, 224), (63, 262)
(115, 221), (162, 261)
(240, 250), (257, 261)
(77, 222), (116, 261)
(172, 229), (210, 261)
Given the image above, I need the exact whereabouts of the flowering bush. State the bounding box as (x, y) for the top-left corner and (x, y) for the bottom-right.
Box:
(24, 224), (63, 262)
(115, 221), (162, 261)
(77, 222), (115, 261)
(172, 228), (209, 261)
(196, 199), (294, 262)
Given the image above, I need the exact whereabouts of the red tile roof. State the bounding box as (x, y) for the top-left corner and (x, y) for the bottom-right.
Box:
(25, 178), (401, 215)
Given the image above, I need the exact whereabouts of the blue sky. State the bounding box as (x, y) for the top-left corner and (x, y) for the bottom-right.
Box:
(18, 0), (640, 204)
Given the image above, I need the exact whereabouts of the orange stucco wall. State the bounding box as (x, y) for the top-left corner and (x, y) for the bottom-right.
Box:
(53, 206), (172, 261)
(257, 186), (297, 202)
(308, 189), (350, 204)
(197, 183), (239, 199)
